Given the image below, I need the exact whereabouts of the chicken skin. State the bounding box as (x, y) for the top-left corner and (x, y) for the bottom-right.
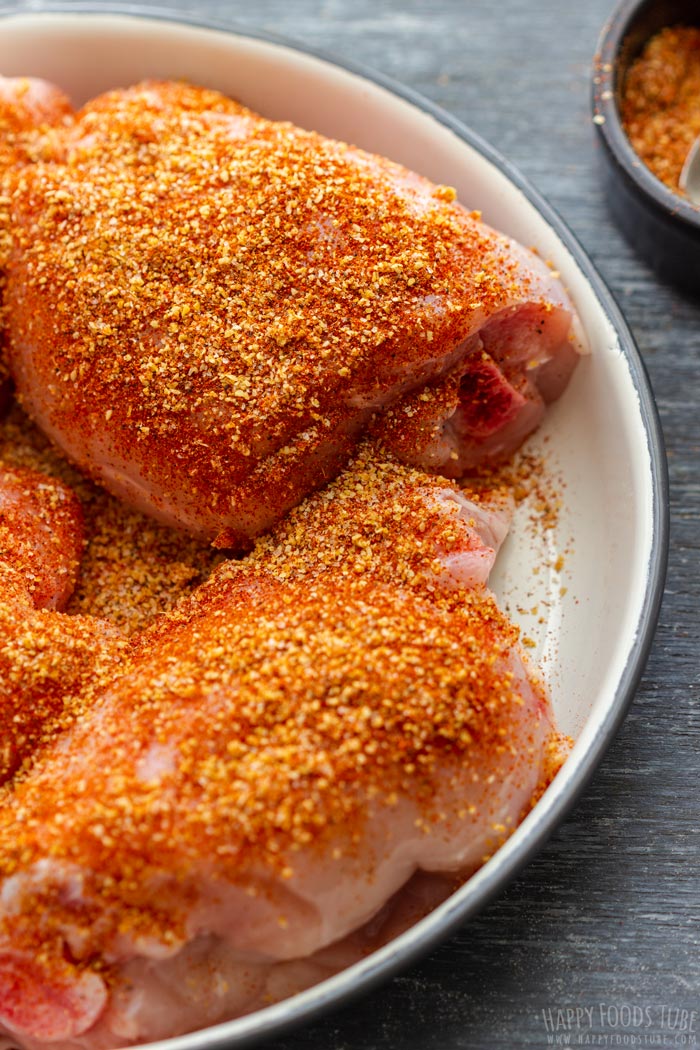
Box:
(3, 81), (581, 547)
(0, 451), (567, 1046)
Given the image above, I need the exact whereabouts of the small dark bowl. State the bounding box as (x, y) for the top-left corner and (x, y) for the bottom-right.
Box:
(593, 0), (700, 293)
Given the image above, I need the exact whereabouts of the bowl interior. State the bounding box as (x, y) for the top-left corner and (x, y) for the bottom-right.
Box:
(0, 10), (666, 1049)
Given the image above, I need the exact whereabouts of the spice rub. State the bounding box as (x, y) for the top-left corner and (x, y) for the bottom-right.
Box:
(622, 25), (700, 192)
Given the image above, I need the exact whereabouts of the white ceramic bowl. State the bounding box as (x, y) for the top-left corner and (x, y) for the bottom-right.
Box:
(0, 6), (668, 1049)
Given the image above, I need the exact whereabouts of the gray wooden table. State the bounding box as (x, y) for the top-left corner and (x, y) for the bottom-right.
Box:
(80, 0), (700, 1045)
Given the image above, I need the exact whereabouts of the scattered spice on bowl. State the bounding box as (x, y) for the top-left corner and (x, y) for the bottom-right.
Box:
(621, 25), (700, 193)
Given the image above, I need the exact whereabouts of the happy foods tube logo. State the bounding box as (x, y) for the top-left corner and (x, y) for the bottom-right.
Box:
(538, 1002), (698, 1046)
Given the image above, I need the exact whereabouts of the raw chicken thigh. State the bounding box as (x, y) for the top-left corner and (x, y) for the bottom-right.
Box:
(0, 451), (567, 1046)
(3, 81), (582, 546)
(0, 462), (83, 610)
(0, 76), (72, 410)
(0, 464), (123, 785)
(221, 441), (513, 593)
(0, 76), (71, 171)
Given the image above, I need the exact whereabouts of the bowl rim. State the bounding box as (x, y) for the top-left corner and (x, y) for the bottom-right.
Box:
(0, 4), (670, 1048)
(593, 0), (700, 231)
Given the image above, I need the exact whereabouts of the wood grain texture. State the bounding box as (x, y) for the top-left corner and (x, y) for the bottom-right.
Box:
(55, 0), (700, 1044)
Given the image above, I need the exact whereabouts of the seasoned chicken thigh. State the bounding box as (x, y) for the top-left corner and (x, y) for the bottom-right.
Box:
(0, 464), (123, 785)
(0, 452), (567, 1046)
(0, 76), (72, 408)
(4, 81), (581, 546)
(0, 75), (71, 171)
(0, 462), (83, 610)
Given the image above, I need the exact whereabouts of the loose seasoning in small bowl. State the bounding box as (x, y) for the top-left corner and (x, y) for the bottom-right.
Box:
(593, 0), (700, 293)
(622, 25), (700, 193)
